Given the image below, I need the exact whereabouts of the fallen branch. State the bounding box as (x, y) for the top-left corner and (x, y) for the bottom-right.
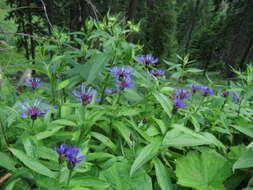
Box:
(0, 173), (12, 184)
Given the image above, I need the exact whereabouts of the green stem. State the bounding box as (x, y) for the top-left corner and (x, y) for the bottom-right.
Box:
(100, 74), (110, 104)
(77, 105), (86, 145)
(0, 120), (9, 147)
(65, 169), (73, 190)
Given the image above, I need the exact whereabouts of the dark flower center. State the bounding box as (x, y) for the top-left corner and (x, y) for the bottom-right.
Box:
(28, 107), (41, 120)
(81, 94), (92, 103)
(31, 82), (38, 88)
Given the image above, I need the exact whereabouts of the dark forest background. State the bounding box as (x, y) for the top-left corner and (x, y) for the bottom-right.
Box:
(1, 0), (253, 76)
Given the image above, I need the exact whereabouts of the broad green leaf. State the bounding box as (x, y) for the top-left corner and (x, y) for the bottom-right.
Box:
(163, 124), (224, 148)
(154, 92), (172, 118)
(100, 162), (152, 190)
(175, 150), (232, 190)
(9, 148), (57, 178)
(86, 152), (115, 162)
(152, 117), (167, 135)
(123, 89), (144, 102)
(130, 139), (161, 176)
(90, 132), (117, 152)
(86, 51), (112, 84)
(22, 136), (36, 157)
(0, 152), (16, 171)
(70, 176), (109, 189)
(57, 79), (70, 90)
(35, 176), (61, 190)
(233, 152), (253, 170)
(231, 124), (253, 138)
(4, 179), (20, 190)
(113, 121), (133, 147)
(51, 119), (77, 127)
(35, 125), (65, 140)
(153, 158), (173, 190)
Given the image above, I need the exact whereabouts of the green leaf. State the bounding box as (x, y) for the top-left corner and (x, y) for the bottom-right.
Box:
(100, 162), (152, 190)
(57, 79), (70, 90)
(4, 179), (20, 190)
(9, 148), (57, 178)
(90, 132), (117, 152)
(86, 51), (112, 84)
(70, 176), (109, 190)
(113, 121), (133, 147)
(51, 119), (77, 127)
(35, 125), (65, 140)
(163, 124), (224, 148)
(231, 124), (253, 138)
(0, 152), (16, 171)
(153, 158), (173, 190)
(130, 139), (161, 176)
(233, 152), (253, 170)
(154, 92), (172, 118)
(35, 176), (61, 190)
(86, 152), (115, 162)
(175, 150), (232, 190)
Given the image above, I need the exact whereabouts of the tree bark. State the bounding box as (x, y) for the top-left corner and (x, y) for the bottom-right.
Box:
(224, 0), (253, 76)
(126, 0), (138, 20)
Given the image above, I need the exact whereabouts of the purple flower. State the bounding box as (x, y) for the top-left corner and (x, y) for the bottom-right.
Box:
(173, 98), (186, 109)
(190, 84), (202, 94)
(110, 67), (132, 79)
(65, 147), (85, 170)
(149, 69), (165, 77)
(25, 78), (42, 89)
(231, 92), (240, 104)
(174, 89), (192, 100)
(106, 89), (119, 94)
(199, 86), (215, 96)
(117, 77), (133, 89)
(18, 99), (50, 120)
(220, 91), (229, 97)
(136, 55), (159, 65)
(72, 85), (97, 104)
(110, 67), (134, 90)
(55, 144), (69, 163)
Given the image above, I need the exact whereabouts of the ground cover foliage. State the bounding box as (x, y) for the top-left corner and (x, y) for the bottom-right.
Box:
(1, 16), (253, 190)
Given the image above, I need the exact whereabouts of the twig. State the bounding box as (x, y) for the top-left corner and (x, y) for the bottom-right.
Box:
(0, 7), (38, 11)
(0, 32), (79, 50)
(0, 32), (46, 40)
(0, 173), (12, 184)
(85, 0), (99, 20)
(39, 0), (53, 29)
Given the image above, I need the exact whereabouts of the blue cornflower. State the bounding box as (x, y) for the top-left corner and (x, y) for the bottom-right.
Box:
(174, 88), (192, 100)
(220, 91), (229, 97)
(117, 77), (133, 89)
(55, 144), (69, 164)
(110, 67), (133, 90)
(231, 92), (240, 104)
(65, 147), (85, 170)
(72, 85), (97, 104)
(136, 55), (159, 65)
(110, 67), (132, 79)
(106, 89), (119, 94)
(18, 99), (50, 120)
(190, 84), (202, 94)
(149, 69), (165, 77)
(199, 86), (215, 96)
(173, 98), (186, 113)
(25, 77), (42, 89)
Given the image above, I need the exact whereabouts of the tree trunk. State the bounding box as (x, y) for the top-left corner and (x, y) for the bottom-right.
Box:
(224, 0), (253, 76)
(126, 0), (138, 20)
(184, 0), (200, 54)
